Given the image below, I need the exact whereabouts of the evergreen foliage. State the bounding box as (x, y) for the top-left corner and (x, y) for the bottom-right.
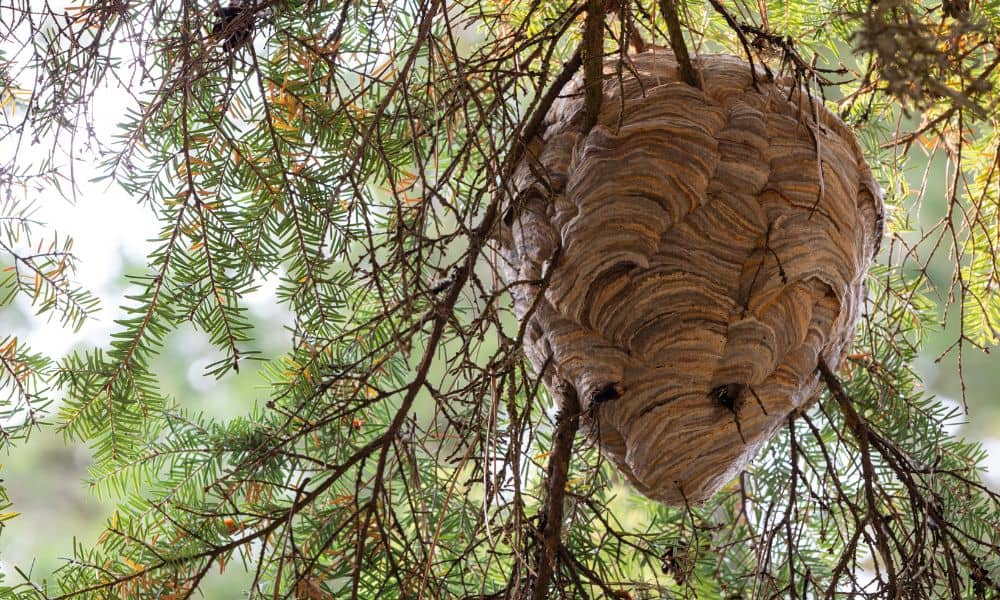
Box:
(0, 0), (998, 597)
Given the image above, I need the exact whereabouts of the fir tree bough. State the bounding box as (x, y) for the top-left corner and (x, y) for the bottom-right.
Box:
(0, 0), (998, 598)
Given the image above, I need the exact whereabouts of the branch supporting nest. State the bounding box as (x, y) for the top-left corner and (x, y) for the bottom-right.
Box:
(581, 0), (607, 130)
(513, 48), (583, 166)
(658, 0), (698, 88)
(530, 384), (581, 600)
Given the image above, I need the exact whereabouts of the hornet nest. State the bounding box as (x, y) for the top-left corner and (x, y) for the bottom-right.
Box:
(496, 50), (883, 504)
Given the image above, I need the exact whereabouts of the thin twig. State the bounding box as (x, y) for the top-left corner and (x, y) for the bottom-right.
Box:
(706, 0), (765, 88)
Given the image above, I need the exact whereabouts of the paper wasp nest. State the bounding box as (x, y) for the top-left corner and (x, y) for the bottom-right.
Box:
(497, 50), (883, 504)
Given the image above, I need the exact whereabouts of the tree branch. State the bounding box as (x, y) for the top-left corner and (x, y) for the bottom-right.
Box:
(582, 0), (607, 130)
(817, 359), (898, 597)
(659, 0), (698, 88)
(530, 384), (581, 600)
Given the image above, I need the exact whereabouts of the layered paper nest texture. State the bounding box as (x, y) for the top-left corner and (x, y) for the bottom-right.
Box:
(498, 51), (883, 504)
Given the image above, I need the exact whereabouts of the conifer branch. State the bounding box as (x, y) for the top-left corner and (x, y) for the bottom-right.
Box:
(819, 358), (900, 597)
(706, 0), (766, 88)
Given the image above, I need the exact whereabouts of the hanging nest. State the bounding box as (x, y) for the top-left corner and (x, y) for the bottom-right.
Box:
(496, 50), (883, 504)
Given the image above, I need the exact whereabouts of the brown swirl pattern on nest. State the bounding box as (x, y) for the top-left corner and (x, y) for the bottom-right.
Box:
(496, 50), (883, 504)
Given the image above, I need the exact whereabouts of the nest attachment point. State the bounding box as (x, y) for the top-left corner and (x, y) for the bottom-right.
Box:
(497, 50), (884, 504)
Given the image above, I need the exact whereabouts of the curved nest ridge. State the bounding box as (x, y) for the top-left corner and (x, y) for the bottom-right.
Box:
(497, 50), (884, 504)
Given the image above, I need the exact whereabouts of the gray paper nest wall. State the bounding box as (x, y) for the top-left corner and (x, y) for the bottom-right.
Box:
(496, 50), (884, 505)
